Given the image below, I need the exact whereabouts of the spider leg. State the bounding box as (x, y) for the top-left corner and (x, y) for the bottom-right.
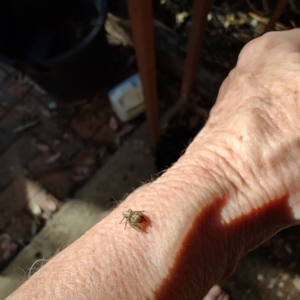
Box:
(131, 224), (141, 232)
(119, 216), (125, 224)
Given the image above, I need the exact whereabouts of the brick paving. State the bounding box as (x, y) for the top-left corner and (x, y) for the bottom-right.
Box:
(0, 64), (137, 271)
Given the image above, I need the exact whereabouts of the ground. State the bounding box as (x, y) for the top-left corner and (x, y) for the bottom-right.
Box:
(1, 0), (300, 299)
(0, 59), (141, 271)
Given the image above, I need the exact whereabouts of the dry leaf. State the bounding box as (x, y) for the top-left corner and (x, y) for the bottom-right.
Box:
(293, 275), (300, 291)
(45, 152), (61, 164)
(109, 116), (118, 131)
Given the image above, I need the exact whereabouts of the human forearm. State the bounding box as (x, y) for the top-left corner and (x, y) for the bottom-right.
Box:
(4, 149), (239, 299)
(7, 143), (293, 300)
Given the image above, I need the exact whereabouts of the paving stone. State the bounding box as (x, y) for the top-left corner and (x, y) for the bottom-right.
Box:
(0, 134), (38, 191)
(93, 124), (117, 146)
(0, 114), (23, 153)
(0, 233), (19, 271)
(28, 152), (62, 175)
(0, 78), (32, 109)
(1, 210), (35, 269)
(0, 93), (41, 153)
(37, 170), (76, 200)
(0, 63), (15, 76)
(38, 94), (66, 111)
(0, 68), (8, 84)
(0, 178), (47, 271)
(0, 178), (29, 231)
(70, 93), (112, 139)
(5, 211), (33, 243)
(9, 93), (41, 120)
(70, 146), (97, 183)
(31, 117), (64, 146)
(0, 179), (56, 242)
(0, 132), (18, 154)
(0, 106), (6, 119)
(21, 77), (47, 96)
(0, 123), (155, 299)
(51, 138), (84, 164)
(75, 123), (155, 205)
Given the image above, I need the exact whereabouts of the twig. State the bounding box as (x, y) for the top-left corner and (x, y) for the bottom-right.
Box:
(186, 103), (209, 121)
(290, 0), (300, 15)
(262, 0), (270, 15)
(249, 12), (269, 24)
(246, 0), (265, 15)
(264, 0), (289, 33)
(12, 120), (39, 133)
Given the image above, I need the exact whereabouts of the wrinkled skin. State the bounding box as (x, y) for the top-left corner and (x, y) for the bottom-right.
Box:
(187, 29), (300, 224)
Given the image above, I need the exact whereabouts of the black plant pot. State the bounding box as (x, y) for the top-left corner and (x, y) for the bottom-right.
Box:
(0, 0), (110, 100)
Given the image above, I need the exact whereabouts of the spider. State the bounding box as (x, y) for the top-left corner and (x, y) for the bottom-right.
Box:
(120, 209), (147, 231)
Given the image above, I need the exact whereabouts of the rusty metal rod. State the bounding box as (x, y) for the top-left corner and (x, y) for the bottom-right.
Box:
(126, 0), (160, 144)
(264, 0), (289, 33)
(180, 0), (212, 102)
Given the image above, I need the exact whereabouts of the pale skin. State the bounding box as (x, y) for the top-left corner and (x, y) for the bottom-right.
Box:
(7, 29), (300, 299)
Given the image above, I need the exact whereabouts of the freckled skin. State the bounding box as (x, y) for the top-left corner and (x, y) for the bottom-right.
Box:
(120, 209), (146, 231)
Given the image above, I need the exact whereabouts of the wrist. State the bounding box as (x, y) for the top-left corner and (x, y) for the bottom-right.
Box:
(182, 131), (296, 252)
